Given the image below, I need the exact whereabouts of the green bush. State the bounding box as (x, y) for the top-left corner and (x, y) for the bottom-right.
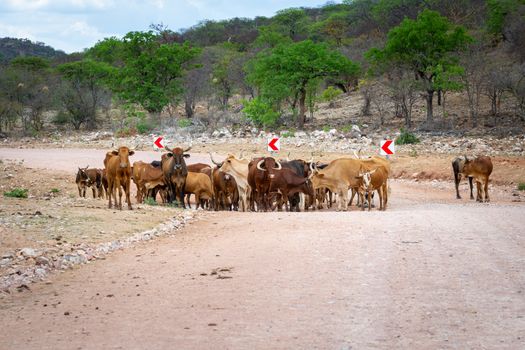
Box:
(50, 188), (60, 193)
(136, 119), (154, 134)
(242, 98), (280, 126)
(320, 86), (343, 103)
(322, 125), (331, 132)
(395, 129), (420, 145)
(177, 118), (192, 128)
(518, 183), (525, 191)
(281, 130), (295, 138)
(4, 188), (28, 198)
(52, 111), (70, 125)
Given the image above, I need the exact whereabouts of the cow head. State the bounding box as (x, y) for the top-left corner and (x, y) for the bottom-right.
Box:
(356, 168), (377, 190)
(111, 147), (134, 168)
(256, 157), (282, 179)
(165, 146), (191, 173)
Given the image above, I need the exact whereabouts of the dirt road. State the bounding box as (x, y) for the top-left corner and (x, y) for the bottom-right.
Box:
(1, 148), (524, 349)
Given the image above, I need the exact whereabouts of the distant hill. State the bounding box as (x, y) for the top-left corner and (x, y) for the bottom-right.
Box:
(0, 37), (66, 63)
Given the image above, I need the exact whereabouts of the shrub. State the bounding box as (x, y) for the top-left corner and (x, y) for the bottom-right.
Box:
(242, 98), (280, 126)
(136, 119), (154, 134)
(518, 183), (525, 191)
(50, 188), (60, 193)
(4, 188), (28, 198)
(143, 197), (158, 206)
(322, 125), (331, 132)
(177, 118), (192, 128)
(52, 111), (70, 125)
(320, 86), (343, 103)
(395, 129), (420, 145)
(281, 130), (295, 138)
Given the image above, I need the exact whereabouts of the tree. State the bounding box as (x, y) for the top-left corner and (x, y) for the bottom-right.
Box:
(57, 60), (114, 130)
(8, 57), (54, 132)
(93, 31), (200, 121)
(273, 8), (309, 40)
(247, 40), (359, 128)
(368, 10), (472, 127)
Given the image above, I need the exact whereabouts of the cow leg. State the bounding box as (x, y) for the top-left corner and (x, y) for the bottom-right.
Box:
(186, 193), (192, 209)
(107, 179), (114, 209)
(476, 181), (482, 202)
(468, 176), (474, 200)
(383, 183), (388, 210)
(349, 188), (356, 206)
(180, 186), (186, 209)
(125, 180), (132, 210)
(454, 171), (462, 199)
(115, 179), (123, 210)
(484, 176), (490, 202)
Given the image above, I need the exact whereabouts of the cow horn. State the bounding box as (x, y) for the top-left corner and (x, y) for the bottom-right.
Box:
(164, 146), (172, 152)
(239, 150), (245, 160)
(256, 159), (266, 171)
(274, 160), (282, 170)
(209, 152), (222, 166)
(183, 146), (192, 153)
(286, 152), (291, 161)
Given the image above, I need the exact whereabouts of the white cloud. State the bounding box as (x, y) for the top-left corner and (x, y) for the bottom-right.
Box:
(0, 22), (36, 40)
(5, 0), (50, 11)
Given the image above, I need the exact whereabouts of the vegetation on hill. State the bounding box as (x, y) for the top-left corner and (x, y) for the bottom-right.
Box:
(0, 0), (524, 135)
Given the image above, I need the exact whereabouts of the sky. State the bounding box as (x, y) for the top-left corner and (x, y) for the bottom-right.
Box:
(0, 0), (334, 53)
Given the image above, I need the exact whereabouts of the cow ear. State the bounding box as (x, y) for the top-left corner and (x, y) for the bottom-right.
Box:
(129, 151), (135, 156)
(111, 151), (119, 156)
(317, 173), (324, 178)
(183, 154), (191, 158)
(166, 153), (173, 158)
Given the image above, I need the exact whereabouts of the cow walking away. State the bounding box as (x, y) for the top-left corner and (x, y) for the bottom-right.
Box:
(452, 156), (474, 199)
(104, 146), (134, 210)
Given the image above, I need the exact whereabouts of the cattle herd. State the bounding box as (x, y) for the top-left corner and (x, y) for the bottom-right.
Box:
(75, 146), (494, 212)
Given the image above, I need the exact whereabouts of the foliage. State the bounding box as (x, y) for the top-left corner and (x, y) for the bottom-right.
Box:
(177, 118), (192, 128)
(395, 129), (420, 144)
(143, 197), (159, 206)
(57, 59), (114, 130)
(281, 130), (295, 138)
(320, 86), (343, 103)
(247, 40), (359, 128)
(367, 10), (472, 124)
(486, 0), (524, 37)
(50, 188), (60, 193)
(92, 31), (200, 114)
(242, 97), (280, 126)
(4, 188), (28, 198)
(518, 183), (525, 191)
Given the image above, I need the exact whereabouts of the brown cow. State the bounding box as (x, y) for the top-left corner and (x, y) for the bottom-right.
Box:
(248, 157), (282, 211)
(210, 153), (251, 212)
(268, 167), (314, 212)
(161, 146), (191, 207)
(183, 171), (214, 209)
(105, 146), (134, 210)
(461, 156), (493, 202)
(355, 165), (389, 211)
(133, 161), (166, 203)
(202, 167), (239, 211)
(188, 163), (211, 173)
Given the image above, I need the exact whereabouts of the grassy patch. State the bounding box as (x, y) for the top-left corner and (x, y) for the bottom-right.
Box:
(143, 197), (158, 206)
(177, 119), (192, 128)
(50, 188), (60, 193)
(281, 130), (295, 138)
(4, 188), (28, 198)
(518, 183), (525, 191)
(395, 129), (420, 145)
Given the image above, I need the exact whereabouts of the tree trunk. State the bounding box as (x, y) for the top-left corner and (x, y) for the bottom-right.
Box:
(297, 88), (306, 129)
(437, 89), (442, 106)
(185, 99), (194, 118)
(426, 89), (434, 126)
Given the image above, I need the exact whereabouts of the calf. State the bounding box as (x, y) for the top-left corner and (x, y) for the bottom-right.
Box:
(355, 165), (389, 211)
(76, 166), (101, 199)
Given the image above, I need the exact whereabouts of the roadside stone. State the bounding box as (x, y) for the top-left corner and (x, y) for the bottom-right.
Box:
(20, 248), (38, 258)
(35, 256), (51, 266)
